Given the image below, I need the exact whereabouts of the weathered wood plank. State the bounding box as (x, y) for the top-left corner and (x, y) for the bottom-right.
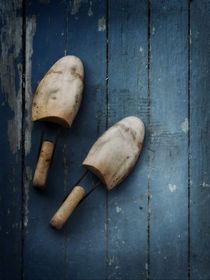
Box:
(1, 1), (209, 279)
(23, 1), (67, 279)
(0, 1), (23, 279)
(190, 0), (210, 278)
(63, 1), (107, 278)
(108, 1), (148, 279)
(149, 1), (188, 279)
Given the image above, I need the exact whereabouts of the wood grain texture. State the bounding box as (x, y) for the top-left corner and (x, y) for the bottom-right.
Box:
(33, 141), (55, 189)
(83, 116), (145, 191)
(63, 1), (107, 278)
(50, 186), (86, 230)
(0, 1), (23, 279)
(108, 1), (148, 279)
(149, 1), (188, 279)
(32, 55), (84, 128)
(190, 0), (210, 278)
(0, 0), (210, 279)
(23, 1), (67, 279)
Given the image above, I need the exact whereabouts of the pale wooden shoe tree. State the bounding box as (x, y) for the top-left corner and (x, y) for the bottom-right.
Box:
(50, 116), (145, 229)
(32, 56), (84, 189)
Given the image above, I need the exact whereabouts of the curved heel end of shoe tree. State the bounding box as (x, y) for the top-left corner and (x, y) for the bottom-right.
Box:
(50, 186), (85, 230)
(33, 141), (55, 190)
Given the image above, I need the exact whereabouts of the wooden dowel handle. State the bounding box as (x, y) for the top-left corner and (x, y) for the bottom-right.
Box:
(33, 141), (55, 189)
(50, 186), (85, 230)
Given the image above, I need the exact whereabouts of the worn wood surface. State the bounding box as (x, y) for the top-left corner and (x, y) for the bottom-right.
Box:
(0, 0), (209, 279)
(108, 1), (148, 279)
(0, 1), (23, 279)
(23, 1), (66, 279)
(149, 1), (188, 279)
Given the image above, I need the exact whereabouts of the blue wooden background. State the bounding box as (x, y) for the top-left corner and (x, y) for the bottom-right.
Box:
(0, 0), (210, 279)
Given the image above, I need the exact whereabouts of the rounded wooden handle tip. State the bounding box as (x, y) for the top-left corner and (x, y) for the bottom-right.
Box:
(33, 141), (55, 189)
(50, 186), (85, 230)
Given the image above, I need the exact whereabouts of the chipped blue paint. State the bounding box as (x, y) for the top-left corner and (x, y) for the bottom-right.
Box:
(64, 1), (107, 279)
(108, 1), (148, 279)
(149, 1), (188, 279)
(0, 0), (210, 279)
(0, 1), (22, 279)
(23, 1), (67, 280)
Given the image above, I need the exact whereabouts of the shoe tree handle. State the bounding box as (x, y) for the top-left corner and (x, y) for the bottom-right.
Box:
(33, 141), (55, 189)
(50, 186), (85, 230)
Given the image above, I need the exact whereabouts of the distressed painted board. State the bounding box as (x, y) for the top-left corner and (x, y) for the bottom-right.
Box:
(64, 1), (107, 279)
(1, 0), (210, 280)
(108, 1), (148, 279)
(0, 1), (23, 279)
(149, 1), (189, 279)
(190, 0), (210, 279)
(23, 1), (67, 279)
(24, 0), (107, 280)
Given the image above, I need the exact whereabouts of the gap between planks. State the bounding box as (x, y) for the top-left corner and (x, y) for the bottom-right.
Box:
(21, 0), (26, 279)
(105, 0), (110, 279)
(147, 1), (151, 279)
(187, 0), (191, 279)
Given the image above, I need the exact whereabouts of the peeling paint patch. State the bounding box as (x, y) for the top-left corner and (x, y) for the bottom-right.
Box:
(0, 3), (22, 154)
(201, 182), (210, 188)
(88, 1), (93, 16)
(25, 16), (36, 156)
(139, 47), (143, 53)
(108, 256), (115, 266)
(151, 132), (156, 141)
(116, 206), (121, 213)
(152, 26), (155, 35)
(71, 0), (81, 15)
(24, 166), (32, 227)
(181, 118), (188, 133)
(98, 17), (106, 32)
(71, 0), (88, 15)
(168, 184), (176, 192)
(145, 262), (148, 270)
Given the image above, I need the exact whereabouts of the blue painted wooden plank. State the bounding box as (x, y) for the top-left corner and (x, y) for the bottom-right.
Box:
(149, 1), (188, 279)
(0, 1), (23, 279)
(108, 1), (148, 279)
(63, 1), (107, 279)
(23, 1), (67, 279)
(190, 1), (210, 279)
